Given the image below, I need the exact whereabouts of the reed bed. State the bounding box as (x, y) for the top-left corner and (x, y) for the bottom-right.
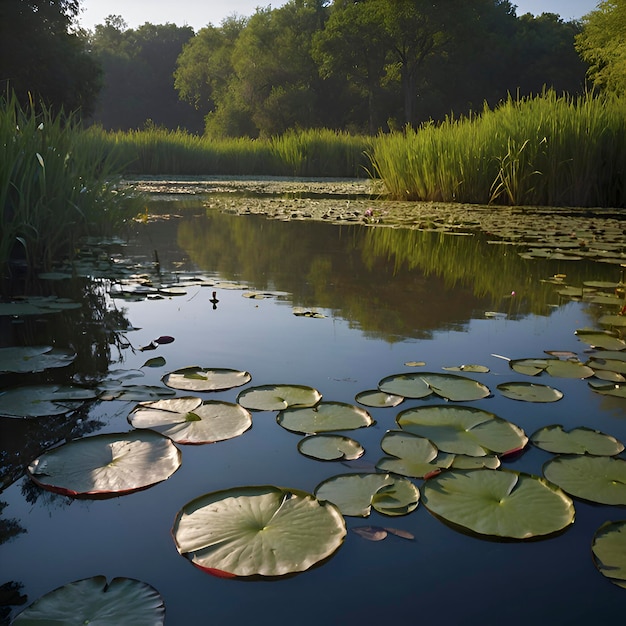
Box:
(369, 91), (626, 207)
(1, 94), (139, 279)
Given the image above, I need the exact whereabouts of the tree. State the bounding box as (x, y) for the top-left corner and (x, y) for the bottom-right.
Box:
(0, 0), (102, 115)
(575, 0), (626, 93)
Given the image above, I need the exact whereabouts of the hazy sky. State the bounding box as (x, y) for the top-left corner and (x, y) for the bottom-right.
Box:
(78, 1), (601, 32)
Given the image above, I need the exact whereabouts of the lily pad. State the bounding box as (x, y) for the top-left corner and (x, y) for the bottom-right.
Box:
(355, 389), (403, 408)
(599, 314), (626, 328)
(422, 469), (575, 539)
(497, 382), (563, 403)
(11, 576), (165, 625)
(237, 384), (322, 411)
(531, 425), (624, 456)
(162, 366), (251, 392)
(277, 402), (374, 434)
(314, 472), (419, 517)
(128, 397), (252, 444)
(545, 359), (595, 379)
(587, 380), (626, 399)
(543, 455), (626, 505)
(442, 364), (490, 373)
(592, 521), (626, 589)
(172, 485), (346, 578)
(575, 329), (626, 351)
(509, 358), (549, 376)
(396, 405), (528, 457)
(378, 372), (490, 402)
(27, 431), (182, 498)
(377, 373), (431, 399)
(587, 357), (626, 375)
(298, 434), (364, 461)
(0, 346), (76, 373)
(97, 384), (176, 402)
(0, 385), (97, 418)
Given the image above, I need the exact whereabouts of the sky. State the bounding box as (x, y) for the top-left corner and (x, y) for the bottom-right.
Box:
(77, 1), (601, 32)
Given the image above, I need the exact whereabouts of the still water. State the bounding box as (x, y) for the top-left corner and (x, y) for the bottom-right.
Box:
(1, 195), (625, 624)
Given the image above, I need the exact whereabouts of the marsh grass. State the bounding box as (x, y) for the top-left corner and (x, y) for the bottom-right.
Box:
(370, 91), (626, 207)
(1, 93), (140, 280)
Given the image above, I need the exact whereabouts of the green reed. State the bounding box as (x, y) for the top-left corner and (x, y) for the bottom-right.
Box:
(369, 91), (626, 208)
(0, 93), (140, 279)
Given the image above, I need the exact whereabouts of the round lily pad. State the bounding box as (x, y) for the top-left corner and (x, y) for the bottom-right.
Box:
(0, 385), (97, 418)
(509, 358), (549, 376)
(11, 576), (165, 625)
(396, 405), (528, 457)
(0, 345), (76, 373)
(237, 384), (322, 411)
(355, 389), (404, 408)
(545, 359), (595, 379)
(298, 434), (364, 461)
(588, 380), (626, 398)
(277, 401), (374, 434)
(314, 472), (419, 517)
(442, 364), (490, 373)
(531, 425), (624, 456)
(543, 455), (626, 505)
(379, 372), (490, 402)
(172, 485), (346, 578)
(162, 366), (251, 392)
(378, 373), (431, 399)
(422, 469), (575, 539)
(27, 431), (182, 498)
(497, 382), (563, 403)
(128, 396), (252, 444)
(592, 521), (626, 589)
(575, 329), (626, 351)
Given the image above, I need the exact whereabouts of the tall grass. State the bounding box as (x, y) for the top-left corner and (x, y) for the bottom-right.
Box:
(369, 91), (626, 207)
(1, 93), (140, 280)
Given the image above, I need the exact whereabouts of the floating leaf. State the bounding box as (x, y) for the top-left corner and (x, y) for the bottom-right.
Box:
(396, 405), (528, 457)
(27, 431), (181, 498)
(141, 356), (166, 368)
(0, 385), (97, 418)
(545, 359), (595, 379)
(588, 357), (626, 375)
(588, 380), (626, 398)
(599, 314), (626, 328)
(298, 434), (364, 461)
(237, 384), (321, 411)
(315, 473), (419, 517)
(510, 358), (550, 376)
(0, 346), (76, 373)
(497, 382), (563, 403)
(592, 521), (626, 589)
(378, 373), (432, 399)
(422, 469), (575, 539)
(129, 397), (252, 444)
(531, 425), (624, 456)
(172, 486), (346, 578)
(404, 361), (426, 367)
(98, 384), (176, 402)
(575, 329), (626, 351)
(11, 576), (165, 625)
(442, 364), (490, 373)
(451, 454), (501, 470)
(163, 366), (251, 392)
(543, 455), (626, 505)
(155, 335), (175, 344)
(378, 372), (490, 401)
(355, 389), (403, 408)
(277, 402), (374, 434)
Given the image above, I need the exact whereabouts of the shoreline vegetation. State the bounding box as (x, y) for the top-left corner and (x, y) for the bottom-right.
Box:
(2, 90), (625, 279)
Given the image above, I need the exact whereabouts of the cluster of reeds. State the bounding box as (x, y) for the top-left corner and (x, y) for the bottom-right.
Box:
(87, 126), (373, 178)
(1, 93), (140, 279)
(369, 90), (626, 208)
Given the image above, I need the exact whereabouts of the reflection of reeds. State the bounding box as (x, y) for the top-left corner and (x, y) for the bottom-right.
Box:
(1, 93), (139, 279)
(369, 90), (626, 208)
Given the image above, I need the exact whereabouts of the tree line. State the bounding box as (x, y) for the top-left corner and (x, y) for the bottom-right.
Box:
(1, 1), (625, 137)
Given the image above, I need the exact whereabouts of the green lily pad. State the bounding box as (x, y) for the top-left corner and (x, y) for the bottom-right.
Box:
(355, 389), (403, 408)
(587, 380), (626, 399)
(545, 359), (595, 379)
(442, 364), (490, 373)
(172, 486), (346, 578)
(376, 431), (454, 478)
(575, 329), (626, 351)
(531, 425), (624, 456)
(378, 373), (431, 399)
(588, 357), (626, 375)
(543, 455), (626, 505)
(0, 385), (97, 418)
(97, 384), (176, 402)
(0, 346), (76, 373)
(592, 521), (626, 589)
(277, 402), (374, 435)
(422, 469), (575, 539)
(11, 576), (165, 625)
(297, 434), (364, 461)
(237, 384), (322, 411)
(497, 382), (564, 403)
(27, 431), (182, 498)
(314, 472), (419, 517)
(396, 405), (528, 457)
(599, 314), (626, 328)
(128, 396), (252, 444)
(509, 358), (549, 376)
(162, 366), (251, 392)
(378, 372), (490, 401)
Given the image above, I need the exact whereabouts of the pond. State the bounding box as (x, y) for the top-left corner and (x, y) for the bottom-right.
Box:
(1, 180), (625, 624)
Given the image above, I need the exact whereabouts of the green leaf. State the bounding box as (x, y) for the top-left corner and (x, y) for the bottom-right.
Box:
(497, 382), (564, 403)
(172, 486), (346, 578)
(531, 425), (624, 456)
(575, 329), (626, 351)
(277, 402), (374, 434)
(162, 366), (251, 392)
(592, 521), (626, 588)
(396, 405), (528, 457)
(442, 364), (490, 373)
(0, 385), (97, 418)
(237, 384), (322, 411)
(587, 380), (626, 398)
(378, 373), (431, 399)
(543, 455), (626, 505)
(0, 346), (75, 373)
(142, 356), (166, 368)
(355, 389), (404, 408)
(544, 359), (595, 379)
(378, 372), (490, 401)
(27, 431), (182, 498)
(298, 434), (364, 461)
(11, 576), (165, 625)
(422, 469), (575, 539)
(128, 397), (252, 444)
(509, 358), (549, 376)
